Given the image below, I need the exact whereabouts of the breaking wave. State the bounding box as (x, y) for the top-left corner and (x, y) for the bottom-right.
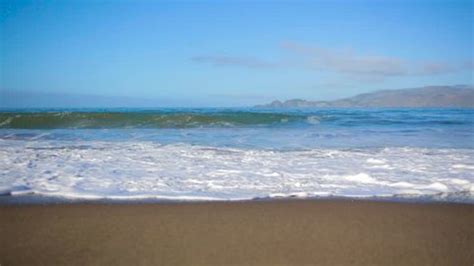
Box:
(0, 108), (472, 129)
(0, 112), (307, 129)
(0, 141), (472, 202)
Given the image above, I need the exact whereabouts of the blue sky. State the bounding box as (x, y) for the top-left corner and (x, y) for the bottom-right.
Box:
(1, 0), (473, 107)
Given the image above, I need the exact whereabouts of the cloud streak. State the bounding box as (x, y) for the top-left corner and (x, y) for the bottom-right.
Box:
(281, 42), (407, 76)
(191, 55), (278, 68)
(281, 42), (473, 77)
(192, 42), (473, 79)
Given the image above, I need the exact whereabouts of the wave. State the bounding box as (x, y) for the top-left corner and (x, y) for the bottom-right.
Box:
(0, 109), (472, 129)
(0, 112), (306, 129)
(0, 141), (473, 203)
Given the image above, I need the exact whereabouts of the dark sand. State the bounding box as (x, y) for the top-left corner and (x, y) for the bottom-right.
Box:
(1, 200), (473, 266)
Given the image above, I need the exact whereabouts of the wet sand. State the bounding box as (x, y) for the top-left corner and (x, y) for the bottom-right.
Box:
(1, 200), (473, 266)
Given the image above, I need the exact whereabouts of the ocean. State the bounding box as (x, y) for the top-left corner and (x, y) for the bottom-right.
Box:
(0, 108), (473, 203)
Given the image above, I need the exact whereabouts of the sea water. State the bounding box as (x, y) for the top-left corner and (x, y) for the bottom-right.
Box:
(0, 108), (473, 202)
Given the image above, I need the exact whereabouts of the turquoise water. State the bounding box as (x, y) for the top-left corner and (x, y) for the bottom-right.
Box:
(1, 108), (473, 149)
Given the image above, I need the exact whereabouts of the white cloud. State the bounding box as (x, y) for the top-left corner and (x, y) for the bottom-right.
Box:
(192, 42), (473, 80)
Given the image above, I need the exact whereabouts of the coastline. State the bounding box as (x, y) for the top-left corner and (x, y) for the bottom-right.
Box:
(1, 190), (473, 205)
(1, 199), (473, 265)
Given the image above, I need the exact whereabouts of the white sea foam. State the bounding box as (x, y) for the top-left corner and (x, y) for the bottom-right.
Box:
(0, 117), (12, 127)
(0, 140), (473, 202)
(344, 173), (379, 184)
(452, 164), (474, 170)
(366, 158), (386, 164)
(306, 116), (321, 125)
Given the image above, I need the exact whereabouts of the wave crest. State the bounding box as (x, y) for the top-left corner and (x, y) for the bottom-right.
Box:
(0, 112), (306, 129)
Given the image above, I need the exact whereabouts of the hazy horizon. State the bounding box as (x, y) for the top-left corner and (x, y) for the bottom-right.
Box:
(0, 84), (472, 108)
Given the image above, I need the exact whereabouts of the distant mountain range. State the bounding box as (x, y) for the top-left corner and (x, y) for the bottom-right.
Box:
(256, 85), (474, 108)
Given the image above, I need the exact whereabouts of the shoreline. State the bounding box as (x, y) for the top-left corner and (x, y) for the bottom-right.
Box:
(1, 199), (473, 265)
(1, 192), (473, 205)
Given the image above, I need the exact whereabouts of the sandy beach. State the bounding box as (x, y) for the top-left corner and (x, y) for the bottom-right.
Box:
(1, 199), (473, 266)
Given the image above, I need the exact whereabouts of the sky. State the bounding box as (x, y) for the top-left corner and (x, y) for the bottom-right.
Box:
(0, 0), (473, 107)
